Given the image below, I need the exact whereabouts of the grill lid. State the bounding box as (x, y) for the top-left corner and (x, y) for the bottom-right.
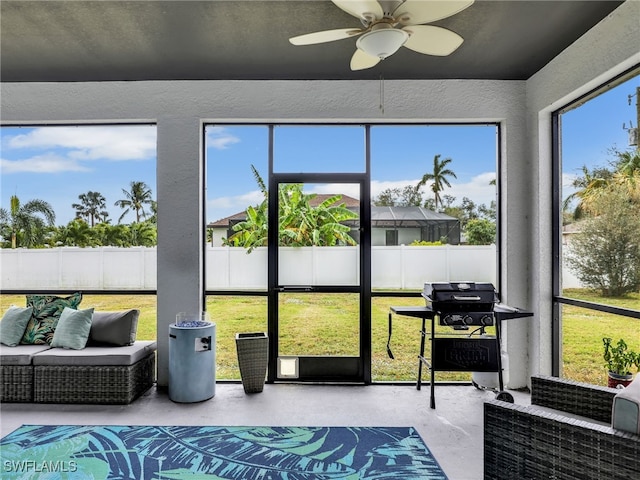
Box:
(422, 282), (498, 308)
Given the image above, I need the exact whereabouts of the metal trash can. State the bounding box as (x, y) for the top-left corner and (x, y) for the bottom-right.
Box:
(169, 312), (215, 403)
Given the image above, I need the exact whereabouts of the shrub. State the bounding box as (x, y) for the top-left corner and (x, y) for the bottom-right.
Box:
(409, 240), (444, 246)
(464, 219), (496, 245)
(566, 183), (640, 296)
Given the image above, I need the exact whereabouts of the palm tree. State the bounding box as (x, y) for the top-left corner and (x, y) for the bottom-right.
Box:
(0, 195), (56, 248)
(565, 150), (640, 220)
(114, 181), (154, 223)
(72, 191), (109, 227)
(417, 154), (457, 210)
(563, 165), (614, 219)
(614, 150), (640, 177)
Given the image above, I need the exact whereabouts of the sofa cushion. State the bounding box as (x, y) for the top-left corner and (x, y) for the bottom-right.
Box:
(32, 341), (156, 367)
(612, 374), (640, 434)
(0, 344), (52, 366)
(21, 292), (83, 345)
(0, 306), (33, 346)
(51, 307), (94, 350)
(88, 309), (139, 346)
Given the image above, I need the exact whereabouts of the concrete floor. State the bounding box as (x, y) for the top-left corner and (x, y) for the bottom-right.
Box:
(0, 382), (530, 480)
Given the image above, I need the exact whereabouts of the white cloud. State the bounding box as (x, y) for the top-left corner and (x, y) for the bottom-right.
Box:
(206, 127), (240, 150)
(309, 183), (362, 200)
(7, 126), (156, 161)
(208, 189), (264, 221)
(369, 179), (420, 199)
(0, 154), (90, 174)
(446, 172), (497, 206)
(368, 172), (497, 207)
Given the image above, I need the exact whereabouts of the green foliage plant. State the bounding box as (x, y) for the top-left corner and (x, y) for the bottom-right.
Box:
(464, 218), (496, 245)
(408, 240), (443, 246)
(603, 337), (639, 376)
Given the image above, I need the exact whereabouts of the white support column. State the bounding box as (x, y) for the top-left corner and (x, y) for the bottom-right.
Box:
(156, 116), (204, 387)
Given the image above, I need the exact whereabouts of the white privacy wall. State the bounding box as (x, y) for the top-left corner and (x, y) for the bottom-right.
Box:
(3, 245), (587, 290)
(0, 245), (498, 290)
(1, 0), (636, 387)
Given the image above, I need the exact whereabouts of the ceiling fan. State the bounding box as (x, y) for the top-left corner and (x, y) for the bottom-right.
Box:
(289, 0), (474, 71)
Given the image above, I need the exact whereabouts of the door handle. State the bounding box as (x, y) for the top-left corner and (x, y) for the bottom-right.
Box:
(278, 286), (314, 292)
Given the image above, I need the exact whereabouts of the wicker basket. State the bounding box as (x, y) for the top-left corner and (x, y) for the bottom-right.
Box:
(235, 332), (268, 393)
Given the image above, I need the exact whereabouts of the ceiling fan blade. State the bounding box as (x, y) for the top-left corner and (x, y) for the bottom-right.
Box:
(332, 0), (384, 21)
(402, 25), (463, 56)
(350, 48), (381, 70)
(394, 0), (474, 25)
(289, 28), (363, 46)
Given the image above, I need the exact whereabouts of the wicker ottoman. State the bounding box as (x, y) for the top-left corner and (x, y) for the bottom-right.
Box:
(32, 341), (156, 404)
(0, 344), (52, 402)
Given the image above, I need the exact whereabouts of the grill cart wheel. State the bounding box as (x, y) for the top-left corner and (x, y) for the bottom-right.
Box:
(495, 391), (514, 403)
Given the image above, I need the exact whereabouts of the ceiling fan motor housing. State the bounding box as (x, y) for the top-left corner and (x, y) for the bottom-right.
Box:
(356, 26), (409, 59)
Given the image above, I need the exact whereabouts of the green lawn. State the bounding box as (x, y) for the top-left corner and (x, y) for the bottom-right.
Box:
(559, 289), (640, 385)
(2, 289), (638, 386)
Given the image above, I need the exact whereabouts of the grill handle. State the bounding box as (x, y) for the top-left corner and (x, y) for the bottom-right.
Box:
(452, 295), (482, 301)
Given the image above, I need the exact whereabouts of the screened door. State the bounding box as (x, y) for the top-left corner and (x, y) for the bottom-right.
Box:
(267, 175), (371, 382)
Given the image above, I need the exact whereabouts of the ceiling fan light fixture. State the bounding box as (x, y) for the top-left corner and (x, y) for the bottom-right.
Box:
(356, 28), (408, 59)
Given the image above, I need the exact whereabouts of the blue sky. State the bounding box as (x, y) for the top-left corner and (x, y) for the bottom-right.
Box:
(1, 125), (157, 225)
(206, 123), (499, 223)
(561, 74), (639, 181)
(1, 74), (637, 226)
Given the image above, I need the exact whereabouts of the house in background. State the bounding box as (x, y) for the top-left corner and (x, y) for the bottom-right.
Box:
(370, 206), (460, 245)
(207, 194), (460, 246)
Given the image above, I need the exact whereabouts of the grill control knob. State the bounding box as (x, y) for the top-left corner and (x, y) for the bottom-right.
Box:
(480, 315), (493, 326)
(442, 315), (453, 325)
(463, 315), (473, 325)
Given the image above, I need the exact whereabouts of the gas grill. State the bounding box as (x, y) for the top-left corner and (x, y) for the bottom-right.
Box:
(422, 282), (498, 329)
(388, 282), (532, 409)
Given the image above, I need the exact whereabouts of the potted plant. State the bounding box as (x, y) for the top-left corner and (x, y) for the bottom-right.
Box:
(603, 337), (639, 388)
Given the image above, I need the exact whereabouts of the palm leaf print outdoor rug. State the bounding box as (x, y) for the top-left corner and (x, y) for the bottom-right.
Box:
(1, 425), (448, 479)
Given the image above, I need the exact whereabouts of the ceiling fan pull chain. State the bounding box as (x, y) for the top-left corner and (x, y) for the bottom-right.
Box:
(379, 74), (385, 114)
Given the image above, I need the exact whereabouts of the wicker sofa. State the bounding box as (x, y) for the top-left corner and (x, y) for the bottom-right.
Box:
(1, 302), (156, 404)
(0, 341), (156, 404)
(484, 375), (640, 480)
